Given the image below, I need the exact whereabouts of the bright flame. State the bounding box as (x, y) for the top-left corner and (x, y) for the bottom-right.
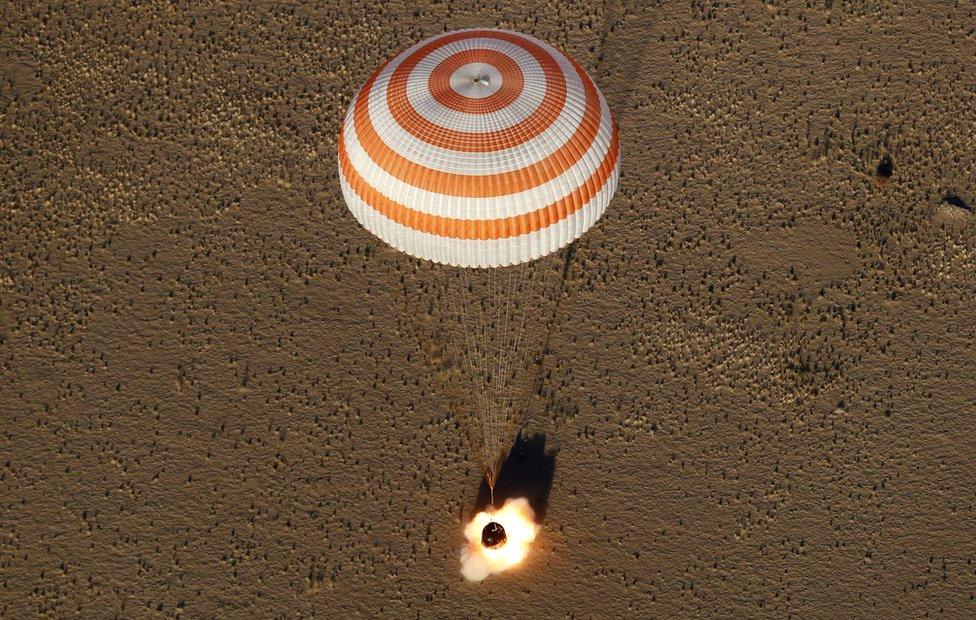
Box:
(460, 497), (539, 582)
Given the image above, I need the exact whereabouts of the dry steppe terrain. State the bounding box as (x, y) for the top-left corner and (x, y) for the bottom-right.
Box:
(2, 1), (975, 617)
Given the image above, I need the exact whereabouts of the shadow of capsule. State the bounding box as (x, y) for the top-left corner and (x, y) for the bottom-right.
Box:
(474, 433), (557, 522)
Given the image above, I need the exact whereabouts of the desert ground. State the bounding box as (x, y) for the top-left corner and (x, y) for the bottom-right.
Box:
(2, 1), (976, 617)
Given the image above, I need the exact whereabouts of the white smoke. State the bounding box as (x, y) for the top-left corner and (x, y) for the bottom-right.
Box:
(460, 497), (540, 582)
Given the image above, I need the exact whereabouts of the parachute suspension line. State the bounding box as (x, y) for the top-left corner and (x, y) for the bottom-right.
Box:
(485, 260), (527, 485)
(481, 267), (496, 480)
(505, 261), (534, 393)
(497, 260), (525, 448)
(495, 262), (518, 473)
(450, 266), (491, 484)
(439, 252), (563, 490)
(487, 266), (497, 480)
(458, 265), (492, 484)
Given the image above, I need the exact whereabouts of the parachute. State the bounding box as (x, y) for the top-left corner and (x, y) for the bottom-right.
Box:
(339, 28), (620, 493)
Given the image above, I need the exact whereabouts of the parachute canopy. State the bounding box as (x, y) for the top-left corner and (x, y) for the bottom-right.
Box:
(339, 28), (620, 268)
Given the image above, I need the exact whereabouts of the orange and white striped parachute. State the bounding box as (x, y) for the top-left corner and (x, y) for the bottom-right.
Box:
(338, 29), (619, 492)
(338, 28), (620, 268)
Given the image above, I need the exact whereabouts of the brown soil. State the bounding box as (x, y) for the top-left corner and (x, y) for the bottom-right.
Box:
(2, 1), (975, 617)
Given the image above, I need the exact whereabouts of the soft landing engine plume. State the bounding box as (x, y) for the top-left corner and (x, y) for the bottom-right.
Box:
(460, 497), (539, 582)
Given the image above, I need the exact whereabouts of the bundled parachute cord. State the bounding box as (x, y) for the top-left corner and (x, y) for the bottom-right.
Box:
(380, 247), (574, 509)
(438, 254), (563, 497)
(387, 249), (571, 502)
(449, 267), (490, 482)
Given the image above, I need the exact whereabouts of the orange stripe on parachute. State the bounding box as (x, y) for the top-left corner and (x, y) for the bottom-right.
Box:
(385, 30), (566, 153)
(338, 120), (619, 240)
(351, 31), (604, 198)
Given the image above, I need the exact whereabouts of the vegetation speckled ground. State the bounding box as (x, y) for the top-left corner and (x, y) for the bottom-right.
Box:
(1, 1), (975, 617)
